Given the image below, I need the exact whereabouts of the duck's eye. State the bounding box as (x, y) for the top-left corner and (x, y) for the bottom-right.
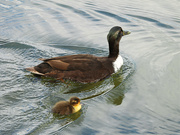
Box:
(116, 32), (121, 39)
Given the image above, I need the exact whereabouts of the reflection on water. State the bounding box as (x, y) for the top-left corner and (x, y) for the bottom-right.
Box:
(27, 108), (85, 135)
(0, 0), (180, 134)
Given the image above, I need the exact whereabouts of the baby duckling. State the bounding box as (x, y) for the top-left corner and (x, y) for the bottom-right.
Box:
(52, 97), (82, 115)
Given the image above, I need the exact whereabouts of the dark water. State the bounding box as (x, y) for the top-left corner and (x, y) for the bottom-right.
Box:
(0, 0), (180, 135)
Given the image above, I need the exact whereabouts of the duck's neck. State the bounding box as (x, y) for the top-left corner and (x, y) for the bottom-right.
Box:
(108, 40), (119, 59)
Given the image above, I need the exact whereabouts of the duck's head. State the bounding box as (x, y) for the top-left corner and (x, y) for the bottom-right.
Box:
(107, 26), (130, 58)
(107, 26), (130, 42)
(70, 97), (82, 113)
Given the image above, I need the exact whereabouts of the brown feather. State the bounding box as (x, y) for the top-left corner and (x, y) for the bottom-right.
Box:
(47, 60), (69, 70)
(52, 101), (73, 115)
(27, 54), (115, 83)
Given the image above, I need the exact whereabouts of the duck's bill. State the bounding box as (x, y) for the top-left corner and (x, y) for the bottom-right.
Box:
(123, 31), (131, 36)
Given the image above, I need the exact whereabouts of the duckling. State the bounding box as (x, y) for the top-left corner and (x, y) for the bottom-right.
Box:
(26, 26), (130, 83)
(52, 97), (81, 115)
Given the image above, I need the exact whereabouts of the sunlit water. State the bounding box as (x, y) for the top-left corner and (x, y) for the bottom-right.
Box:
(0, 0), (180, 135)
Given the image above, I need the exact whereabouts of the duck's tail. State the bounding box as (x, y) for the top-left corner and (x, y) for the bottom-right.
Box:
(26, 67), (44, 75)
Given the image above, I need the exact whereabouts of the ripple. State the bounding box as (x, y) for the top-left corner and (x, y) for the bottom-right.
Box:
(0, 41), (35, 49)
(126, 14), (174, 29)
(95, 10), (131, 23)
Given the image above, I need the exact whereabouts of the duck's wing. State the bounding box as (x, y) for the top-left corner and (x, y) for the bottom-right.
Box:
(37, 54), (104, 72)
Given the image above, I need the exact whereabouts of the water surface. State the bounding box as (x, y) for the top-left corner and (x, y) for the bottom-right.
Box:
(0, 0), (180, 134)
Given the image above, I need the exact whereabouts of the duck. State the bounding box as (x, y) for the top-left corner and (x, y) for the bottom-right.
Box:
(52, 96), (81, 115)
(26, 26), (130, 83)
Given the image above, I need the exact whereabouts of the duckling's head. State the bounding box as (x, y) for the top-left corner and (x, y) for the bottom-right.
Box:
(70, 97), (82, 113)
(70, 96), (81, 105)
(107, 26), (130, 58)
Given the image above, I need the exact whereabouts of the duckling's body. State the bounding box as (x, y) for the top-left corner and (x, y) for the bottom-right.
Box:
(52, 97), (81, 115)
(26, 26), (130, 83)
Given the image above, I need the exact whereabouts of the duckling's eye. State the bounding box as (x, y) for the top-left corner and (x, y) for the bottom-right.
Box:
(72, 100), (78, 104)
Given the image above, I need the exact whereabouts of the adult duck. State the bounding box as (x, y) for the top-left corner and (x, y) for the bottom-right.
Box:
(26, 26), (130, 83)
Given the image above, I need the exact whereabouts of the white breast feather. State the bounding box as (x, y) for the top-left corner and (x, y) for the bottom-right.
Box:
(113, 55), (123, 73)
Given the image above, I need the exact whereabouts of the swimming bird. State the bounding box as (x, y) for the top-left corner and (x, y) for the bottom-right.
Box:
(52, 96), (81, 115)
(26, 26), (130, 83)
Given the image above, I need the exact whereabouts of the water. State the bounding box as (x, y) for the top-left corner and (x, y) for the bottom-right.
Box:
(0, 0), (180, 134)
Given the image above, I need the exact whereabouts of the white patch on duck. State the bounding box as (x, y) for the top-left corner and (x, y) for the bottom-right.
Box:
(113, 55), (123, 73)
